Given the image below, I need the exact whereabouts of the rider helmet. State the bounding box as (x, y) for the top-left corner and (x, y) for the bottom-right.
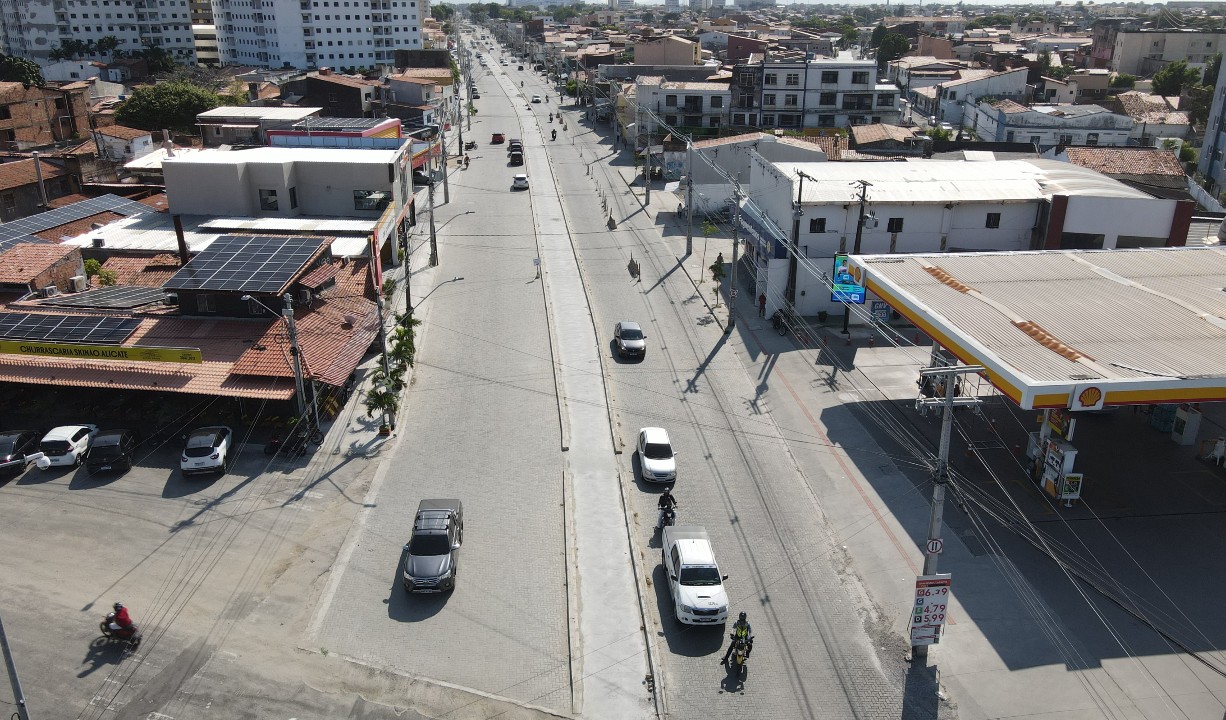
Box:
(114, 602), (124, 611)
(738, 611), (747, 622)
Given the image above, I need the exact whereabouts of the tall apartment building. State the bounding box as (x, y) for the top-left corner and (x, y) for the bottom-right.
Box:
(190, 0), (214, 24)
(730, 54), (901, 130)
(1109, 27), (1226, 75)
(214, 0), (427, 70)
(0, 0), (196, 67)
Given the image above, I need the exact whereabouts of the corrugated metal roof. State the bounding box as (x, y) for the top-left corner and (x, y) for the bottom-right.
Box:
(856, 248), (1226, 407)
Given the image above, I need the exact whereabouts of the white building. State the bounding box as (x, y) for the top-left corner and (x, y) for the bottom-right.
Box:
(738, 54), (901, 130)
(0, 0), (196, 67)
(215, 0), (427, 70)
(933, 67), (1028, 125)
(968, 100), (1133, 149)
(1110, 28), (1226, 75)
(194, 23), (220, 66)
(740, 158), (1191, 319)
(636, 76), (730, 133)
(91, 125), (156, 163)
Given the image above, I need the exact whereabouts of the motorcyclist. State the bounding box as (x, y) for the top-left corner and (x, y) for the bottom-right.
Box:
(721, 611), (753, 665)
(110, 602), (134, 637)
(656, 487), (677, 529)
(551, 129), (557, 141)
(463, 154), (471, 168)
(521, 81), (524, 87)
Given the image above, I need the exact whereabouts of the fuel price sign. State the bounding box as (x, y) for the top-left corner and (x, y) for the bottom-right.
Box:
(910, 573), (952, 646)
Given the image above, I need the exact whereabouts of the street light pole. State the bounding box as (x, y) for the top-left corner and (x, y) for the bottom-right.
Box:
(685, 140), (694, 256)
(440, 123), (450, 205)
(842, 179), (872, 334)
(428, 172), (439, 267)
(788, 170), (810, 306)
(282, 294), (309, 424)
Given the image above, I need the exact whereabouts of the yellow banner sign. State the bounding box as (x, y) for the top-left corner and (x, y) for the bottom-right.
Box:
(0, 340), (203, 364)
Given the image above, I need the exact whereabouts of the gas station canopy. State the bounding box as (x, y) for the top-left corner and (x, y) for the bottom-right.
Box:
(851, 247), (1226, 410)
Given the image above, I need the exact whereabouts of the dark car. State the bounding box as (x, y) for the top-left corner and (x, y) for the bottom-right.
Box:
(84, 429), (139, 474)
(402, 499), (464, 593)
(411, 169), (435, 186)
(517, 64), (524, 70)
(614, 321), (647, 358)
(509, 150), (524, 166)
(506, 139), (523, 154)
(0, 430), (39, 478)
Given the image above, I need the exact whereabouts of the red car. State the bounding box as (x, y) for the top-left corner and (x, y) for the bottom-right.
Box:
(491, 133), (506, 144)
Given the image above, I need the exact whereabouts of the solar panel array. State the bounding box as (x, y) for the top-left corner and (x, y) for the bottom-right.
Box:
(38, 285), (166, 310)
(0, 312), (141, 343)
(0, 194), (152, 253)
(162, 235), (326, 294)
(294, 117), (385, 130)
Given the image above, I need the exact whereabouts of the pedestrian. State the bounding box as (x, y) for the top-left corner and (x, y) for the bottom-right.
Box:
(758, 293), (766, 317)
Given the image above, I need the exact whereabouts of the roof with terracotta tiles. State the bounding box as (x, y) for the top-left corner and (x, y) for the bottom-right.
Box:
(299, 262), (339, 290)
(850, 123), (916, 145)
(0, 158), (67, 192)
(991, 99), (1031, 114)
(776, 134), (846, 160)
(311, 72), (379, 89)
(94, 125), (153, 141)
(0, 243), (78, 284)
(1063, 147), (1186, 178)
(693, 131), (770, 149)
(1116, 91), (1190, 126)
(101, 254), (183, 287)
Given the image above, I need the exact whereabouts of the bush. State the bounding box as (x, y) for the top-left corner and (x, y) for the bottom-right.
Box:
(1111, 73), (1136, 89)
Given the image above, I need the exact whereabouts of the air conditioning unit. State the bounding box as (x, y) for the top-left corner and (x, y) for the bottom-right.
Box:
(69, 275), (87, 292)
(298, 289), (312, 306)
(164, 293), (179, 306)
(41, 285), (59, 297)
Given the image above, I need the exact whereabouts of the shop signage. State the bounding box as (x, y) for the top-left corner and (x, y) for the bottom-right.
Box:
(910, 573), (952, 646)
(0, 340), (202, 364)
(736, 202), (787, 260)
(831, 253), (866, 304)
(1070, 384), (1106, 411)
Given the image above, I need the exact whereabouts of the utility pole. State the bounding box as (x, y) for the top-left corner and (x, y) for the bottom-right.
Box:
(912, 359), (983, 660)
(842, 179), (872, 334)
(645, 112), (652, 205)
(283, 293), (308, 424)
(727, 181), (741, 334)
(0, 610), (30, 720)
(428, 167), (439, 267)
(440, 122), (450, 205)
(685, 140), (694, 256)
(788, 170), (810, 306)
(401, 222), (413, 322)
(373, 282), (394, 432)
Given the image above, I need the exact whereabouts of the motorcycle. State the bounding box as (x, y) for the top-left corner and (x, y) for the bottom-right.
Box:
(657, 503), (678, 530)
(727, 635), (751, 679)
(771, 310), (786, 335)
(264, 431), (308, 457)
(100, 613), (141, 650)
(551, 129), (557, 141)
(463, 140), (477, 151)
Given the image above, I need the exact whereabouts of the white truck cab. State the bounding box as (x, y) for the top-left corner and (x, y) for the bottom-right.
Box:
(661, 525), (729, 625)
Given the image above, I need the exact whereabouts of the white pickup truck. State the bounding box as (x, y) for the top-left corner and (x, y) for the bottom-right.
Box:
(661, 525), (729, 625)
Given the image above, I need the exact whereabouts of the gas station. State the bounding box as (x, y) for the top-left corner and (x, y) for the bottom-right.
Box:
(849, 246), (1226, 504)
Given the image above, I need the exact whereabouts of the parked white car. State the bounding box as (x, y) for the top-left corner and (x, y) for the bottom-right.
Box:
(38, 424), (99, 468)
(180, 426), (234, 476)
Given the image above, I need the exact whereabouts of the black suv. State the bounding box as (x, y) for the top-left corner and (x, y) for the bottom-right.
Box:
(84, 429), (139, 474)
(0, 430), (39, 478)
(401, 499), (464, 593)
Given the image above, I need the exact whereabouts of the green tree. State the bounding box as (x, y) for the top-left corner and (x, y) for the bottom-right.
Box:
(115, 81), (222, 134)
(895, 4), (907, 16)
(431, 3), (454, 21)
(877, 32), (910, 65)
(553, 5), (579, 22)
(1152, 59), (1201, 96)
(1204, 52), (1222, 88)
(663, 11), (681, 24)
(642, 10), (655, 23)
(871, 23), (887, 47)
(96, 269), (118, 287)
(926, 126), (953, 141)
(96, 35), (121, 56)
(0, 54), (43, 86)
(84, 259), (102, 277)
(1110, 73), (1136, 88)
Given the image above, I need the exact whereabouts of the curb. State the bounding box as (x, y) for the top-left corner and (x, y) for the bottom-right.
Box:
(561, 463), (583, 717)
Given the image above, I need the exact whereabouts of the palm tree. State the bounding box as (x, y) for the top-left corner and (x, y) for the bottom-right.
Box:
(364, 386), (399, 420)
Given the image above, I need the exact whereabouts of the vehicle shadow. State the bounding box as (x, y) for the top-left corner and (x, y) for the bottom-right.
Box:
(162, 470), (224, 499)
(386, 569), (448, 623)
(608, 339), (644, 365)
(650, 564), (724, 657)
(719, 663), (747, 694)
(68, 466), (128, 490)
(77, 637), (125, 678)
(16, 465), (73, 485)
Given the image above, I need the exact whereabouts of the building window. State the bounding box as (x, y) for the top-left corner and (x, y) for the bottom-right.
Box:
(710, 117), (720, 128)
(763, 93), (776, 106)
(214, 126), (222, 136)
(820, 92), (835, 106)
(784, 94), (798, 106)
(665, 94), (677, 106)
(877, 93), (894, 107)
(809, 217), (826, 233)
(733, 113), (745, 125)
(665, 115), (677, 125)
(1087, 133), (1099, 146)
(819, 114), (834, 126)
(986, 212), (1000, 229)
(710, 96), (723, 108)
(1058, 134), (1072, 144)
(353, 189), (390, 211)
(821, 70), (838, 83)
(1006, 131), (1015, 142)
(852, 71), (869, 84)
(289, 186), (298, 209)
(259, 189), (278, 210)
(197, 294), (216, 313)
(1029, 135), (1041, 145)
(764, 73), (777, 85)
(785, 73), (799, 86)
(763, 114), (775, 125)
(887, 217), (904, 233)
(328, 92), (338, 103)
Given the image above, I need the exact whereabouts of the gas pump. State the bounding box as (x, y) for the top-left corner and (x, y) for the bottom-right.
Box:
(1026, 409), (1083, 506)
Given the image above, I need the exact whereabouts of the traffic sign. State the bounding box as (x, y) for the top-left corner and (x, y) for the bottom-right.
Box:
(926, 538), (944, 555)
(730, 288), (738, 299)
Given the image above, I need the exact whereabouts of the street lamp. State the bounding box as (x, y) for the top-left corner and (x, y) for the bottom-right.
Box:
(243, 293), (316, 429)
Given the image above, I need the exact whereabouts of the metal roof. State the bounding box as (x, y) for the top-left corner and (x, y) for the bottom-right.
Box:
(852, 247), (1226, 409)
(197, 106), (324, 121)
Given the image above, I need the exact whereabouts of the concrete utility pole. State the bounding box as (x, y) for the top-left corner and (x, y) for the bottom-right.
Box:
(788, 170), (812, 306)
(401, 222), (413, 321)
(843, 179), (873, 334)
(0, 610), (30, 720)
(428, 170), (439, 267)
(912, 359), (982, 660)
(283, 293), (308, 423)
(727, 181), (741, 334)
(440, 123), (450, 205)
(685, 140), (694, 256)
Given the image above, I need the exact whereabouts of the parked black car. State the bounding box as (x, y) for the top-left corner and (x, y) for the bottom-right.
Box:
(0, 430), (39, 478)
(84, 429), (139, 474)
(412, 169), (436, 186)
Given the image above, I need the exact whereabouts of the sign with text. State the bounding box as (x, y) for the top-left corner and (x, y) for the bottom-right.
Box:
(831, 253), (865, 305)
(0, 340), (202, 364)
(910, 573), (952, 646)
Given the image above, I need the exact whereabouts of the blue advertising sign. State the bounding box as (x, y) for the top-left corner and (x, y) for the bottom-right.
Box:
(831, 253), (866, 304)
(737, 202), (788, 260)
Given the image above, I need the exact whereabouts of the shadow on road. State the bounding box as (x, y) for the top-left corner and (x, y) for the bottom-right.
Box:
(78, 637), (126, 678)
(718, 662), (747, 694)
(16, 465), (72, 485)
(385, 568), (449, 622)
(901, 660), (942, 720)
(651, 564), (724, 657)
(162, 469), (224, 500)
(68, 466), (127, 490)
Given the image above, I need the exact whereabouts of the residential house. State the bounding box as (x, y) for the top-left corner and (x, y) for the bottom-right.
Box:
(1114, 91), (1191, 145)
(1088, 18), (1136, 70)
(917, 34), (955, 59)
(42, 61), (105, 84)
(91, 126), (157, 164)
(733, 54), (901, 131)
(634, 35), (702, 65)
(727, 34), (768, 61)
(932, 67), (1029, 125)
(636, 76), (729, 135)
(381, 75), (444, 128)
(0, 243), (84, 295)
(888, 57), (970, 94)
(1036, 69), (1111, 105)
(968, 100), (1133, 150)
(0, 158), (75, 221)
(849, 124), (925, 156)
(196, 106), (324, 148)
(281, 70), (378, 118)
(0, 82), (91, 149)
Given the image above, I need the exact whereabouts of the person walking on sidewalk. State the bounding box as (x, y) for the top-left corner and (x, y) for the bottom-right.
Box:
(758, 293), (766, 317)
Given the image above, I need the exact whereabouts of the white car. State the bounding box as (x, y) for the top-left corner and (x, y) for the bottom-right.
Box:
(512, 174), (529, 190)
(531, 94), (542, 103)
(637, 427), (676, 483)
(39, 424), (98, 468)
(180, 426), (234, 476)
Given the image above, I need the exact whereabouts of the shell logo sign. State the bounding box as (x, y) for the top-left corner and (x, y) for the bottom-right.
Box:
(1071, 384), (1105, 411)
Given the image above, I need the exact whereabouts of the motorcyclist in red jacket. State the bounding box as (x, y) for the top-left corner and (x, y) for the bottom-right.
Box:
(110, 602), (135, 637)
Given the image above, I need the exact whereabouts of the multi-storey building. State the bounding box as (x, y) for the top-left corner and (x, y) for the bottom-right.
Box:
(214, 0), (427, 70)
(731, 54), (901, 131)
(0, 0), (196, 67)
(635, 76), (728, 134)
(1108, 27), (1226, 75)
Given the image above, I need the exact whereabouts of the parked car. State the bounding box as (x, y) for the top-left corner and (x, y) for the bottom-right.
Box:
(636, 427), (677, 483)
(507, 138), (523, 153)
(614, 320), (646, 358)
(84, 429), (139, 474)
(517, 64), (524, 70)
(402, 499), (464, 593)
(512, 174), (529, 190)
(471, 90), (481, 99)
(180, 426), (234, 476)
(0, 430), (39, 477)
(531, 95), (542, 103)
(39, 424), (98, 469)
(412, 169), (435, 186)
(491, 132), (506, 144)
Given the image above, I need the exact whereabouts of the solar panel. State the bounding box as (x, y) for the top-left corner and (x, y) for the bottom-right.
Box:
(38, 285), (166, 310)
(0, 312), (141, 343)
(162, 235), (327, 294)
(294, 117), (385, 130)
(0, 194), (152, 254)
